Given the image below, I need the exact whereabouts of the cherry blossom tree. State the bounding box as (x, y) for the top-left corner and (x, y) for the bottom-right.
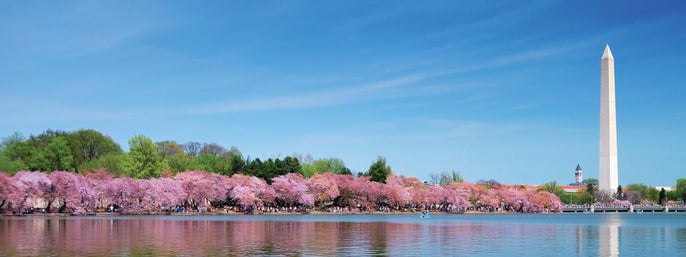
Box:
(0, 172), (17, 210)
(345, 176), (378, 209)
(332, 174), (357, 207)
(272, 173), (313, 207)
(207, 173), (233, 205)
(306, 173), (340, 208)
(229, 174), (275, 212)
(535, 191), (563, 212)
(385, 174), (412, 209)
(451, 182), (486, 207)
(12, 171), (53, 211)
(175, 171), (215, 209)
(139, 177), (186, 211)
(49, 171), (95, 214)
(500, 189), (529, 212)
(410, 185), (431, 209)
(93, 177), (144, 212)
(478, 189), (501, 211)
(440, 183), (471, 212)
(90, 176), (119, 209)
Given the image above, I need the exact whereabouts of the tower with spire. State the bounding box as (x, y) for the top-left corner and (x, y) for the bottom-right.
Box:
(599, 44), (619, 192)
(575, 164), (583, 184)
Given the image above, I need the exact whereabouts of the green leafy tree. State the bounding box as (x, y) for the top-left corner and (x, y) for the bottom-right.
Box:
(0, 132), (25, 152)
(26, 147), (49, 171)
(301, 163), (317, 178)
(368, 156), (391, 183)
(302, 158), (351, 177)
(192, 153), (232, 175)
(67, 129), (122, 170)
(79, 152), (124, 176)
(224, 146), (245, 174)
(676, 178), (686, 202)
(45, 137), (74, 171)
(156, 141), (192, 173)
(0, 154), (26, 175)
(0, 132), (28, 174)
(645, 187), (660, 203)
(541, 181), (565, 197)
(166, 152), (192, 173)
(122, 135), (168, 179)
(13, 129), (72, 172)
(666, 190), (679, 201)
(575, 188), (594, 204)
(626, 183), (649, 196)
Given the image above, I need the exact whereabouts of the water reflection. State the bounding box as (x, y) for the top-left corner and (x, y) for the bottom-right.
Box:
(0, 217), (407, 256)
(598, 214), (621, 257)
(599, 223), (619, 257)
(1, 214), (685, 256)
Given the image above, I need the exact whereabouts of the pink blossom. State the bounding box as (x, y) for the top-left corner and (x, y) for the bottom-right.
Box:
(140, 178), (186, 210)
(49, 171), (95, 214)
(612, 199), (631, 207)
(306, 173), (340, 205)
(0, 172), (18, 210)
(272, 173), (313, 207)
(477, 189), (501, 210)
(12, 171), (53, 210)
(175, 171), (215, 208)
(229, 174), (274, 210)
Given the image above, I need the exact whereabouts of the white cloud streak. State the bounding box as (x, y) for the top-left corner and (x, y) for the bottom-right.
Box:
(182, 74), (427, 114)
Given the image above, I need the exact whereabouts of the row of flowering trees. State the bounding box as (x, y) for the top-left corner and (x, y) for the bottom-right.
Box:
(0, 170), (562, 215)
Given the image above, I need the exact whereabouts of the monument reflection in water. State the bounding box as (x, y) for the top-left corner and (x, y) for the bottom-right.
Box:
(1, 214), (685, 256)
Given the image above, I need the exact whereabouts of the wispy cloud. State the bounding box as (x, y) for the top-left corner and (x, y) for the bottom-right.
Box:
(183, 74), (427, 114)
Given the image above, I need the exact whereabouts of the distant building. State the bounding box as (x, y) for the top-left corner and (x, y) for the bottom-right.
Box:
(574, 164), (583, 184)
(560, 185), (583, 193)
(654, 186), (673, 191)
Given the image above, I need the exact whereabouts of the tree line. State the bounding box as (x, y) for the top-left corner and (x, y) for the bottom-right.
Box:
(2, 129), (685, 205)
(0, 129), (381, 184)
(0, 170), (563, 215)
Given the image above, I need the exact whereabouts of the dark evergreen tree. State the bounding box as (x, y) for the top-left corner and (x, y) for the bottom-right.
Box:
(368, 156), (391, 183)
(659, 188), (666, 205)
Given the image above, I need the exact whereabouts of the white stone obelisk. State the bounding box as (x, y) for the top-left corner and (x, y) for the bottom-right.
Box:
(599, 44), (619, 192)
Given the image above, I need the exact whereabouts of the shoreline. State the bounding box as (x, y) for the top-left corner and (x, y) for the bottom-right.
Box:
(2, 209), (562, 217)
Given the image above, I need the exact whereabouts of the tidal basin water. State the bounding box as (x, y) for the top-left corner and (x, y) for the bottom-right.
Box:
(1, 213), (685, 256)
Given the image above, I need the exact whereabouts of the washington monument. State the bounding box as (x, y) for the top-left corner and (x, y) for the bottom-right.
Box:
(599, 44), (619, 192)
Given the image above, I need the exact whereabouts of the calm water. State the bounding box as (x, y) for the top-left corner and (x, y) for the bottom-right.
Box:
(1, 213), (685, 256)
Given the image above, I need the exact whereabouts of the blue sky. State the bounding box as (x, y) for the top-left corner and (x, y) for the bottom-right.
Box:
(1, 1), (685, 186)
